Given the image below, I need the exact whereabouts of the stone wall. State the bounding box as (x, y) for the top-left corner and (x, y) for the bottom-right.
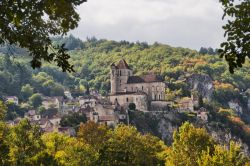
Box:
(109, 94), (148, 111)
(125, 82), (165, 101)
(150, 101), (173, 111)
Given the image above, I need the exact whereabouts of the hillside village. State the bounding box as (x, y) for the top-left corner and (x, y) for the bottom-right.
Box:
(4, 57), (249, 140)
(3, 59), (215, 135)
(0, 36), (249, 148)
(1, 0), (250, 165)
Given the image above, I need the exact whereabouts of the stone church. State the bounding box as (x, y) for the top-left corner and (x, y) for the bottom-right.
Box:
(109, 59), (166, 111)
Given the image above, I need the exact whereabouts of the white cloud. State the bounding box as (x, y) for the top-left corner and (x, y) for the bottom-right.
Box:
(70, 0), (225, 49)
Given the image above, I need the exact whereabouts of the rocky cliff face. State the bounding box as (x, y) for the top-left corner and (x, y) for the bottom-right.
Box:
(187, 74), (214, 101)
(228, 100), (243, 115)
(130, 110), (250, 151)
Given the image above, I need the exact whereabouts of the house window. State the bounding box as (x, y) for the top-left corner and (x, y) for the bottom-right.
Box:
(120, 70), (121, 76)
(155, 95), (157, 100)
(142, 86), (144, 90)
(159, 95), (161, 100)
(126, 98), (129, 102)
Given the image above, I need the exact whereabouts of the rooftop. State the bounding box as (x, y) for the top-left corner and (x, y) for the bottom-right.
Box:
(127, 74), (163, 84)
(112, 59), (131, 70)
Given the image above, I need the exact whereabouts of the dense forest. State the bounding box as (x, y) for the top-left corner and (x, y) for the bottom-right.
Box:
(1, 35), (249, 96)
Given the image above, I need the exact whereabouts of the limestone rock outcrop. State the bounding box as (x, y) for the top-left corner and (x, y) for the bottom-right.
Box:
(187, 74), (214, 101)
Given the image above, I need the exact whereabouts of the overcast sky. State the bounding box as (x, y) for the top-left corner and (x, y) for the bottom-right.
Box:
(70, 0), (225, 50)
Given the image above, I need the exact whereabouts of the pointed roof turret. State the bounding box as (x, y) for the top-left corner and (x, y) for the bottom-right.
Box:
(116, 59), (130, 69)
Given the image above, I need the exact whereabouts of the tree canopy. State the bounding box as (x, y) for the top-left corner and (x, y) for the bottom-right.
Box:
(219, 0), (250, 73)
(0, 0), (87, 72)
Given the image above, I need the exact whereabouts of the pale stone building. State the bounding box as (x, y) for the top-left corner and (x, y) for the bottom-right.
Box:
(177, 97), (194, 112)
(109, 59), (166, 111)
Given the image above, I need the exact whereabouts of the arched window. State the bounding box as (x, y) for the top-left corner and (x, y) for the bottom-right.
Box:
(126, 98), (129, 102)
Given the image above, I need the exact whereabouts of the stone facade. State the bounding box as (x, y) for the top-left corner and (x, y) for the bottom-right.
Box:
(178, 97), (194, 112)
(109, 59), (166, 111)
(109, 92), (148, 111)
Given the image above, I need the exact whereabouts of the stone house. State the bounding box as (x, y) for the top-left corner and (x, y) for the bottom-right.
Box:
(79, 96), (97, 108)
(24, 110), (41, 121)
(89, 104), (119, 126)
(197, 107), (208, 122)
(61, 98), (80, 114)
(178, 97), (194, 112)
(42, 96), (63, 110)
